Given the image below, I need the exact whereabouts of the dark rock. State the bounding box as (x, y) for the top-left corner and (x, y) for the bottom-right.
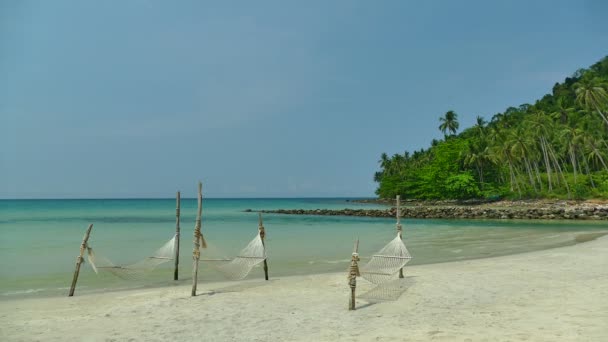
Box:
(257, 203), (607, 221)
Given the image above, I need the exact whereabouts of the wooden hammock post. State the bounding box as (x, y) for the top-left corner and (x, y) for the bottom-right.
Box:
(258, 213), (269, 281)
(174, 191), (181, 280)
(396, 195), (404, 279)
(348, 238), (360, 310)
(191, 182), (204, 296)
(68, 224), (94, 297)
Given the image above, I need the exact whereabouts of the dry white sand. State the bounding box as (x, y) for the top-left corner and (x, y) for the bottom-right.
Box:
(2, 234), (607, 342)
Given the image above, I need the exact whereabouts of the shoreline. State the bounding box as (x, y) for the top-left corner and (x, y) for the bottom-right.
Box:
(3, 230), (607, 302)
(254, 199), (608, 220)
(2, 235), (607, 341)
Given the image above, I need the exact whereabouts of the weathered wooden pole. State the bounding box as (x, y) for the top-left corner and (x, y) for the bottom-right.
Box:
(258, 213), (269, 281)
(396, 195), (404, 279)
(174, 191), (181, 280)
(348, 238), (360, 310)
(68, 224), (94, 297)
(191, 182), (205, 296)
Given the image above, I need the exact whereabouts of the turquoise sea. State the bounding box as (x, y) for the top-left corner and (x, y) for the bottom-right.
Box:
(1, 198), (606, 299)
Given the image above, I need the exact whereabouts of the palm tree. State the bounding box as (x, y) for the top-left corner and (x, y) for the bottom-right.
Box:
(462, 140), (490, 189)
(379, 153), (390, 169)
(461, 116), (490, 189)
(391, 153), (406, 174)
(475, 116), (487, 129)
(574, 77), (608, 126)
(506, 126), (537, 192)
(375, 153), (390, 182)
(581, 132), (608, 171)
(551, 97), (576, 125)
(439, 110), (460, 135)
(558, 125), (584, 183)
(373, 171), (383, 183)
(526, 110), (571, 197)
(485, 125), (518, 193)
(525, 111), (560, 195)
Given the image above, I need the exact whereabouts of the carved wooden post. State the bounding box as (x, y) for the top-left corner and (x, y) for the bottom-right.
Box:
(174, 191), (181, 280)
(258, 213), (269, 280)
(348, 238), (360, 310)
(68, 224), (94, 297)
(396, 195), (404, 279)
(191, 182), (205, 296)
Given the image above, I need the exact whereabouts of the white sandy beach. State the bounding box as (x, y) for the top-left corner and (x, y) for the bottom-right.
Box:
(2, 234), (607, 342)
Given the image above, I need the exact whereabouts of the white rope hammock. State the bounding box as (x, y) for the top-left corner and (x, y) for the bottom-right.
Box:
(356, 196), (413, 302)
(201, 232), (267, 281)
(360, 233), (412, 284)
(86, 235), (176, 280)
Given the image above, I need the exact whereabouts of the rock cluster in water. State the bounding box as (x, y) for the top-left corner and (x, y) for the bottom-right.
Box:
(254, 204), (608, 220)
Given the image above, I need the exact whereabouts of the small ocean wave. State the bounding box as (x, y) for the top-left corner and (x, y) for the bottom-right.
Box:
(2, 288), (47, 296)
(1, 285), (89, 297)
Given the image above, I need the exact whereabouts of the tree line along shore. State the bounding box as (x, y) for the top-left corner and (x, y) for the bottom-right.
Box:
(373, 56), (608, 202)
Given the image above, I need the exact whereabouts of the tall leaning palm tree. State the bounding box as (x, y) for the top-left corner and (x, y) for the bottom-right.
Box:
(558, 125), (584, 183)
(574, 77), (608, 127)
(551, 97), (576, 125)
(439, 110), (460, 136)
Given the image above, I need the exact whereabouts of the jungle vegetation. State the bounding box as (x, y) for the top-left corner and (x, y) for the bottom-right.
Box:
(374, 56), (608, 200)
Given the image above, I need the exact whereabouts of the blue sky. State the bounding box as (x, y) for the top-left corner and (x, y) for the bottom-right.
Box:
(1, 0), (607, 198)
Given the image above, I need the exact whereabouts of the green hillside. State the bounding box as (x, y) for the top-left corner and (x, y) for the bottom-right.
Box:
(374, 56), (608, 200)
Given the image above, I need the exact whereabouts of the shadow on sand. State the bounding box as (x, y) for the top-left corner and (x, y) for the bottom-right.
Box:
(356, 276), (417, 309)
(202, 279), (277, 296)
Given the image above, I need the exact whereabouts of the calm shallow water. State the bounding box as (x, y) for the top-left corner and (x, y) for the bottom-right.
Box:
(1, 198), (606, 298)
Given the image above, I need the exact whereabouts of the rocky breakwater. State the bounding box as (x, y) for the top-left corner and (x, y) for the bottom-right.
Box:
(254, 203), (608, 220)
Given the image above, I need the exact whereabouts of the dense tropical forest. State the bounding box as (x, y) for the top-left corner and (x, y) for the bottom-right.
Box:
(374, 56), (608, 200)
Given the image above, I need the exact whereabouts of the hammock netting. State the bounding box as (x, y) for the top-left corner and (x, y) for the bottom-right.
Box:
(360, 234), (412, 284)
(86, 235), (176, 280)
(358, 233), (412, 301)
(201, 233), (266, 281)
(358, 278), (412, 301)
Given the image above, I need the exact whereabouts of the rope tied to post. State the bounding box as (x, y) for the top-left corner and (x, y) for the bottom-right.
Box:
(348, 252), (360, 286)
(258, 213), (266, 240)
(347, 239), (360, 310)
(193, 231), (206, 259)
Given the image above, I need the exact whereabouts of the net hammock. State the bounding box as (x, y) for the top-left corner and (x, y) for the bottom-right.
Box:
(201, 232), (267, 281)
(86, 235), (176, 280)
(359, 233), (412, 284)
(358, 278), (413, 301)
(355, 195), (413, 303)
